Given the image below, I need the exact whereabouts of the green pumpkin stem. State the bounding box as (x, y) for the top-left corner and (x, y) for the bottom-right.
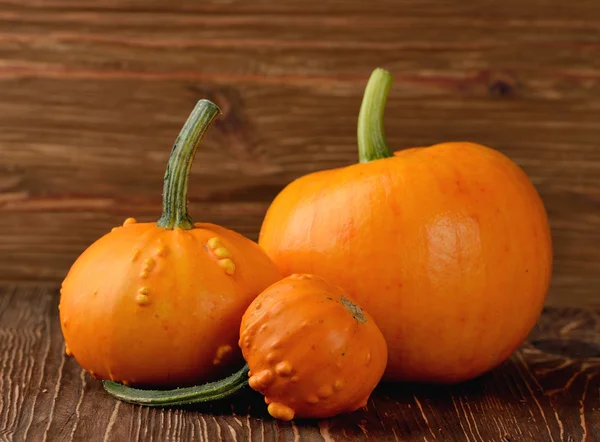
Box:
(103, 364), (249, 406)
(157, 99), (221, 230)
(357, 68), (394, 163)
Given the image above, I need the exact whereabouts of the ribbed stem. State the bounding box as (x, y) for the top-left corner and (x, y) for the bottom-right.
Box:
(357, 68), (394, 163)
(103, 364), (249, 406)
(157, 100), (221, 230)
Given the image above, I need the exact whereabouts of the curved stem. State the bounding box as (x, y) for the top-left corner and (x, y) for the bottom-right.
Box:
(157, 99), (221, 230)
(357, 68), (394, 163)
(103, 364), (249, 406)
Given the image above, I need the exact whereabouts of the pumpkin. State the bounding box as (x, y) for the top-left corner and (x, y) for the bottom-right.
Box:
(258, 68), (553, 383)
(239, 274), (387, 421)
(59, 99), (281, 387)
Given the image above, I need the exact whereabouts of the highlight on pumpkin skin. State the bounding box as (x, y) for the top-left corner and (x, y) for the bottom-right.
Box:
(59, 99), (281, 389)
(239, 274), (388, 421)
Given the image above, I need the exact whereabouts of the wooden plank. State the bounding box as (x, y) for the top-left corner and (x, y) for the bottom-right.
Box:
(1, 0), (600, 21)
(0, 285), (598, 441)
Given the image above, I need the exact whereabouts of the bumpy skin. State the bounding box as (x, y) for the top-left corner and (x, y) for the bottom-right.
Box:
(60, 220), (281, 387)
(240, 274), (387, 421)
(259, 142), (553, 383)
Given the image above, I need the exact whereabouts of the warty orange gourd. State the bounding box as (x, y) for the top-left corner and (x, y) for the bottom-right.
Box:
(240, 274), (387, 421)
(60, 99), (281, 387)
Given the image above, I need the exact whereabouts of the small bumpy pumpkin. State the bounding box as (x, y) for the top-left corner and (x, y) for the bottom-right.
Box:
(258, 68), (553, 383)
(239, 274), (387, 421)
(60, 100), (281, 387)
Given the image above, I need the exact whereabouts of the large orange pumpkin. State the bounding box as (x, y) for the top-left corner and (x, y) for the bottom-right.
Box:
(259, 68), (553, 383)
(240, 274), (387, 421)
(60, 99), (281, 387)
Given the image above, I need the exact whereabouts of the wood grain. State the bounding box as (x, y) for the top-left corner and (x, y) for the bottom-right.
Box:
(0, 1), (600, 305)
(0, 285), (598, 441)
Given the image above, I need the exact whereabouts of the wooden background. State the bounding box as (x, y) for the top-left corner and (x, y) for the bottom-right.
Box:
(1, 0), (600, 306)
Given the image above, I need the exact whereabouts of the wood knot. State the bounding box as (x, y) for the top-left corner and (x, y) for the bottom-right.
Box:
(186, 85), (265, 162)
(487, 73), (517, 98)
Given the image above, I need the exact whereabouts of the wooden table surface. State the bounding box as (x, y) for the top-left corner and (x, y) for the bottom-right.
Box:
(0, 285), (598, 442)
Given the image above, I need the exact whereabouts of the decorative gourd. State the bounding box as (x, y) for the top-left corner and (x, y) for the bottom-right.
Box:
(258, 68), (553, 383)
(59, 99), (281, 387)
(239, 274), (387, 421)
